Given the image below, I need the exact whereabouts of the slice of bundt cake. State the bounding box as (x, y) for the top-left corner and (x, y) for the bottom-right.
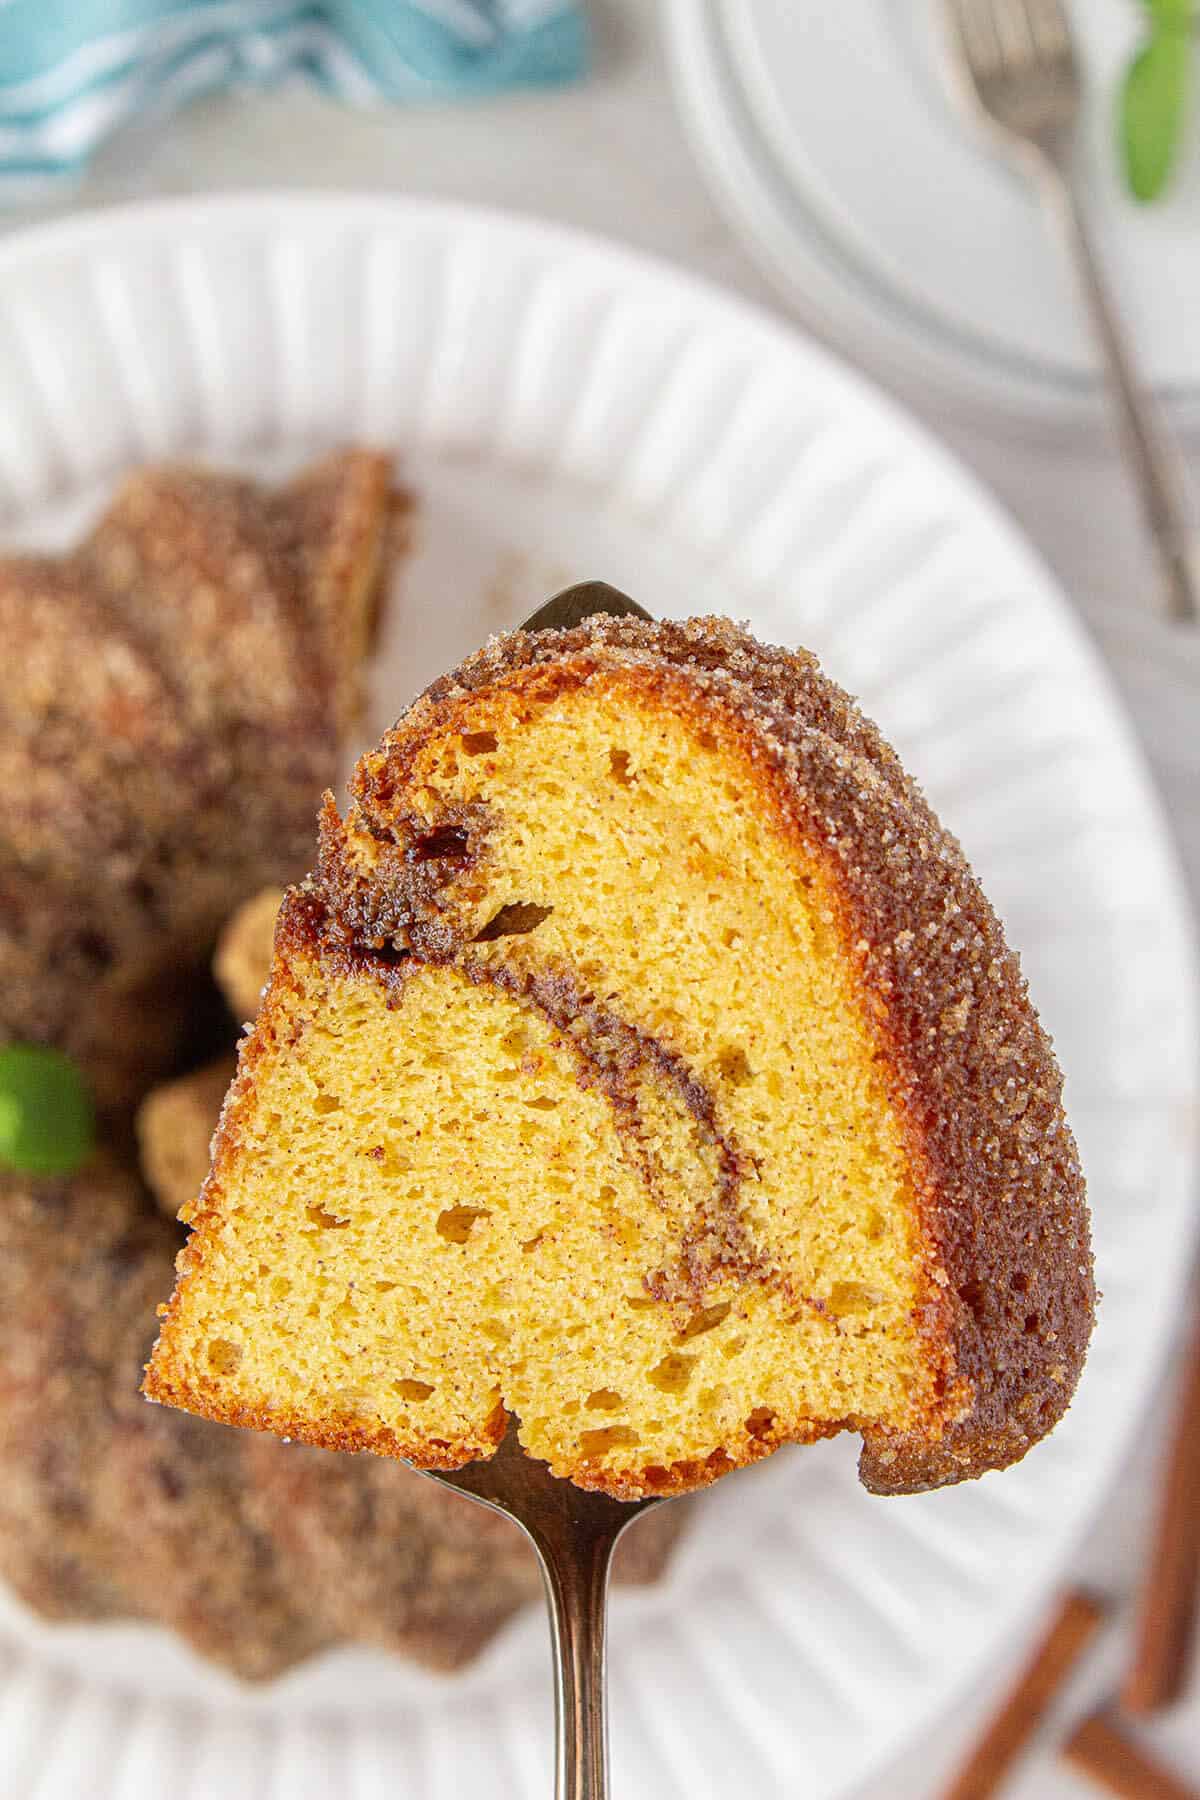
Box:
(146, 614), (1094, 1500)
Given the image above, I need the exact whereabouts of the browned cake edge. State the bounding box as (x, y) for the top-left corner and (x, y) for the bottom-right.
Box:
(147, 615), (1094, 1498)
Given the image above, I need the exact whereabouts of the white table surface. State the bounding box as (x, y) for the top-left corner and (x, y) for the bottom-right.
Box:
(3, 4), (1196, 1795)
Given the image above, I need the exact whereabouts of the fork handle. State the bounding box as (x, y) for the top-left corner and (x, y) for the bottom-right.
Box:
(1041, 165), (1198, 625)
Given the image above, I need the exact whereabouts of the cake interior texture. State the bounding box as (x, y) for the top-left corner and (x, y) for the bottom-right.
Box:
(147, 619), (1093, 1499)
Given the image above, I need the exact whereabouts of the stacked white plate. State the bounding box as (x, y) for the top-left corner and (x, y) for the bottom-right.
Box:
(666, 0), (1200, 428)
(0, 195), (1194, 1799)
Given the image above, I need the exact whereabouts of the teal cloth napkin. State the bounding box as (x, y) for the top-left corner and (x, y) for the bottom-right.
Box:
(0, 1), (588, 198)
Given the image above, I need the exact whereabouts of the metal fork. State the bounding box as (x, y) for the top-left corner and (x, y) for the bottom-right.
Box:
(942, 0), (1199, 624)
(415, 577), (660, 1800)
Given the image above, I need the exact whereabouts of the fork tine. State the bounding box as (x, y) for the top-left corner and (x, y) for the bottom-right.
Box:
(947, 0), (1005, 77)
(992, 0), (1036, 70)
(943, 0), (1081, 153)
(1019, 0), (1075, 64)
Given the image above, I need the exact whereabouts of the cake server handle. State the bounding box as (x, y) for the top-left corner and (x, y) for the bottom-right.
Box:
(422, 1421), (662, 1800)
(532, 1509), (621, 1800)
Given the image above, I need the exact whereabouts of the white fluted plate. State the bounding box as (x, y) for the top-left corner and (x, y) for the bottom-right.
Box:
(0, 195), (1195, 1800)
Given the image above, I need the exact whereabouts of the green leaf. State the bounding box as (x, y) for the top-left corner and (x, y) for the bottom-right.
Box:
(0, 1044), (95, 1177)
(1143, 0), (1194, 34)
(1120, 31), (1191, 202)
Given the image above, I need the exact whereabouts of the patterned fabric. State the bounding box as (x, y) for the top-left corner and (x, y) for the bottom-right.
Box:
(0, 1), (588, 198)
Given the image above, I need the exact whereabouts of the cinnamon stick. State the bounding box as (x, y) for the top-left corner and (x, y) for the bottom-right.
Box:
(1062, 1714), (1198, 1800)
(1122, 1308), (1200, 1715)
(941, 1590), (1106, 1799)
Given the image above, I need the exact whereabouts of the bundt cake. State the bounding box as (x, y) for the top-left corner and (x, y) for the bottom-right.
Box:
(0, 1157), (327, 1677)
(0, 860), (200, 1118)
(146, 614), (1094, 1501)
(0, 451), (397, 1116)
(0, 1158), (152, 1625)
